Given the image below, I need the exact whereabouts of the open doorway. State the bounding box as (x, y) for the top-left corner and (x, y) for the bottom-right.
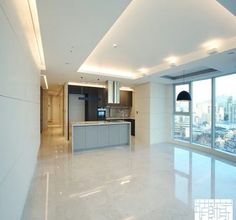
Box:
(41, 85), (64, 134)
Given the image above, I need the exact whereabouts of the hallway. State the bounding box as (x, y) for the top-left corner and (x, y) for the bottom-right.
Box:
(21, 127), (236, 220)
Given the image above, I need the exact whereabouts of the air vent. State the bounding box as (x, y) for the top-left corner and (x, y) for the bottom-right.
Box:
(161, 68), (218, 80)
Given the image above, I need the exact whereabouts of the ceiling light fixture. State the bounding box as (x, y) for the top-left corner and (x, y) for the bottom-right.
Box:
(112, 43), (118, 48)
(165, 56), (178, 67)
(176, 71), (191, 102)
(138, 68), (148, 74)
(202, 39), (221, 55)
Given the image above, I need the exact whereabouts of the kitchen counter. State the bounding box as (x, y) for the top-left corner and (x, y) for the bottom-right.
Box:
(105, 118), (135, 136)
(106, 117), (135, 120)
(72, 120), (129, 126)
(72, 121), (131, 152)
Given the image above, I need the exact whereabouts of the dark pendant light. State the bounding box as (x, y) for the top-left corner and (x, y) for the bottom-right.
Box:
(176, 70), (192, 101)
(177, 90), (191, 101)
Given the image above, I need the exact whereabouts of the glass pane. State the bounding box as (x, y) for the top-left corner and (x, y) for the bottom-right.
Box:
(175, 84), (189, 112)
(174, 115), (190, 142)
(192, 79), (212, 147)
(215, 74), (236, 155)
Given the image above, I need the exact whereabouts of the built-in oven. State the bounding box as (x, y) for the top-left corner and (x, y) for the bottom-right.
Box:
(97, 107), (106, 120)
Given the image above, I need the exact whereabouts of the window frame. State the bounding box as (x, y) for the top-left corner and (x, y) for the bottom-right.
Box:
(173, 82), (191, 142)
(173, 73), (236, 157)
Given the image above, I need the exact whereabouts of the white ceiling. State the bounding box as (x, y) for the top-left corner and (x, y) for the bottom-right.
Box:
(37, 0), (236, 86)
(37, 0), (132, 85)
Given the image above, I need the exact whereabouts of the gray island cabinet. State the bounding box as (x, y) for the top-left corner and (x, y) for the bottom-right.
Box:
(72, 121), (131, 152)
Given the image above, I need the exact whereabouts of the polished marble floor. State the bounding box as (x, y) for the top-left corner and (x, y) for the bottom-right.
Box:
(21, 127), (236, 220)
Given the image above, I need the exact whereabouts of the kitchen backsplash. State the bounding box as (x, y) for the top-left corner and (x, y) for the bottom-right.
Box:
(106, 107), (131, 118)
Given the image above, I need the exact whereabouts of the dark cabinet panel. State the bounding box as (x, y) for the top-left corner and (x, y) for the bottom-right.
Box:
(124, 119), (135, 136)
(68, 85), (90, 95)
(85, 87), (98, 121)
(97, 88), (107, 107)
(120, 91), (132, 107)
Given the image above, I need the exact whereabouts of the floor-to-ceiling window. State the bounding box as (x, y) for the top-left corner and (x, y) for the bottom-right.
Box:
(174, 73), (236, 156)
(215, 74), (236, 154)
(192, 79), (212, 147)
(174, 84), (190, 142)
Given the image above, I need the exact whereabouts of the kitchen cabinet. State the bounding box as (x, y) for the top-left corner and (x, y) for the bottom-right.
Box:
(120, 91), (132, 107)
(97, 88), (106, 107)
(124, 119), (135, 136)
(85, 87), (98, 121)
(106, 90), (132, 107)
(72, 122), (131, 151)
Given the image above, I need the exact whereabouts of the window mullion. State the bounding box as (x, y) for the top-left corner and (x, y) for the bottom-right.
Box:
(211, 78), (215, 149)
(190, 82), (193, 144)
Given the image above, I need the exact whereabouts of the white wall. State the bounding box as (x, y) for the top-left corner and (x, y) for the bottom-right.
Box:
(0, 4), (40, 220)
(149, 82), (173, 144)
(69, 94), (85, 122)
(135, 82), (173, 144)
(135, 83), (151, 144)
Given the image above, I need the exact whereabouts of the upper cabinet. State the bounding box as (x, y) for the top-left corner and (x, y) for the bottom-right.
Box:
(97, 88), (107, 107)
(68, 85), (132, 108)
(120, 91), (132, 107)
(104, 90), (132, 107)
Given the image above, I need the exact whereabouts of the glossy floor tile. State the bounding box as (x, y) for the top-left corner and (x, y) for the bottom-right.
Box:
(21, 127), (236, 220)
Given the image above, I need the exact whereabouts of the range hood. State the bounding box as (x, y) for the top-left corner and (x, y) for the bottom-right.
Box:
(107, 81), (120, 104)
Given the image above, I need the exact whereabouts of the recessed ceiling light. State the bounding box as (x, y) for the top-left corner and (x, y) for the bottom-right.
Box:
(112, 43), (118, 48)
(138, 68), (148, 74)
(165, 56), (178, 67)
(202, 39), (221, 54)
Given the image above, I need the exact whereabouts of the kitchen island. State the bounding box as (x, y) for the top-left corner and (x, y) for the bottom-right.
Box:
(72, 121), (131, 152)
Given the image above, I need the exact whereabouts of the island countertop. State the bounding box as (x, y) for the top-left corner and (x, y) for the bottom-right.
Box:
(72, 120), (130, 127)
(72, 121), (131, 152)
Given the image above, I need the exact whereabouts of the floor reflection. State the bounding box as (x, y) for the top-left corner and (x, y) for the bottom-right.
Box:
(22, 128), (236, 220)
(174, 147), (236, 214)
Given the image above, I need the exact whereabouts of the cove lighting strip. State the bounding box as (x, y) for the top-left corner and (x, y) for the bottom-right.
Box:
(68, 82), (106, 88)
(68, 82), (134, 91)
(41, 75), (48, 89)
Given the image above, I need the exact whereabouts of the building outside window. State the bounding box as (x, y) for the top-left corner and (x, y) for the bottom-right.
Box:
(215, 74), (236, 154)
(192, 79), (211, 147)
